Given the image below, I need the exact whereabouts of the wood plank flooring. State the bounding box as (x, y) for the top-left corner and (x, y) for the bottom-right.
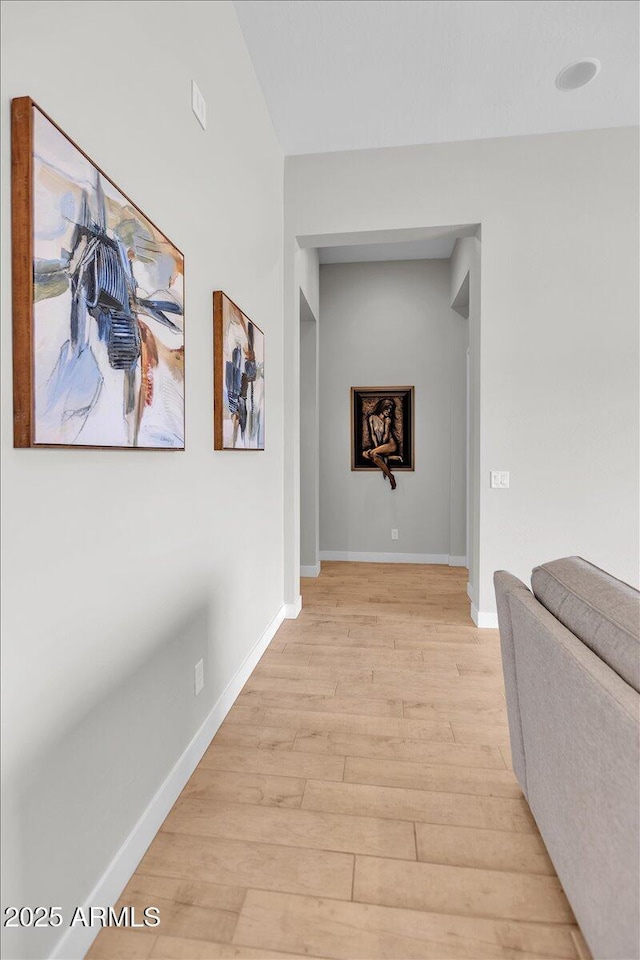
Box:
(88, 563), (589, 960)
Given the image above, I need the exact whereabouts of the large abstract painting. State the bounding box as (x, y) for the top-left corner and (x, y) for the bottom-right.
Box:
(213, 291), (265, 450)
(351, 386), (414, 490)
(11, 98), (184, 448)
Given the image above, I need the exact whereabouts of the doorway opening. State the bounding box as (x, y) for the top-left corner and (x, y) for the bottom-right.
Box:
(294, 224), (481, 623)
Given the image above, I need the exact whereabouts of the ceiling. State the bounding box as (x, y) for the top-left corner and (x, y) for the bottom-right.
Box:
(233, 0), (639, 155)
(318, 225), (478, 263)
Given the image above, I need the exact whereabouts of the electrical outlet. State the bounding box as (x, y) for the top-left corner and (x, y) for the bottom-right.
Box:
(490, 471), (510, 489)
(194, 659), (204, 696)
(191, 80), (206, 130)
(391, 528), (399, 540)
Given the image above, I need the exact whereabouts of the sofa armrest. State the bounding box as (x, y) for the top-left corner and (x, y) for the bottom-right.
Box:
(507, 586), (639, 960)
(493, 570), (533, 795)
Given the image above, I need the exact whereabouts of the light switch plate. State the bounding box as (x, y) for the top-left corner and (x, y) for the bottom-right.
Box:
(490, 471), (510, 489)
(191, 80), (206, 130)
(391, 529), (399, 540)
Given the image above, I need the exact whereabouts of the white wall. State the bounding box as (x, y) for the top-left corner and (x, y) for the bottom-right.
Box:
(297, 246), (320, 321)
(318, 259), (467, 560)
(450, 236), (482, 601)
(0, 2), (284, 958)
(448, 272), (470, 563)
(300, 291), (319, 573)
(285, 127), (640, 617)
(283, 244), (320, 600)
(298, 246), (320, 576)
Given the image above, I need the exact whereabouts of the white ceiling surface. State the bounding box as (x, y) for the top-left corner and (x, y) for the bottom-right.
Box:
(318, 225), (478, 263)
(233, 0), (639, 155)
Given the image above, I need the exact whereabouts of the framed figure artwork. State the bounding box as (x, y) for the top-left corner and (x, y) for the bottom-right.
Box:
(213, 291), (265, 451)
(11, 97), (185, 449)
(351, 386), (414, 490)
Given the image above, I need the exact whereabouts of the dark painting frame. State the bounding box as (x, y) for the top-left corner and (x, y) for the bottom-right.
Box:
(351, 386), (415, 471)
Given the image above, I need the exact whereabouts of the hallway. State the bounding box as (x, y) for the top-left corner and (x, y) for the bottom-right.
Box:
(88, 564), (588, 960)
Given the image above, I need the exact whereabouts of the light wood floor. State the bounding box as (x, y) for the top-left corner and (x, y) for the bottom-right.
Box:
(88, 563), (590, 960)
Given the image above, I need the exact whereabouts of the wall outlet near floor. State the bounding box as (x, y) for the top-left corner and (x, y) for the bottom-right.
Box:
(191, 80), (207, 129)
(490, 471), (510, 489)
(391, 528), (399, 540)
(194, 659), (204, 696)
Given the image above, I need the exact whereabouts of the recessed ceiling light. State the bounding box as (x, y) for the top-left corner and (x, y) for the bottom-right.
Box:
(555, 59), (601, 91)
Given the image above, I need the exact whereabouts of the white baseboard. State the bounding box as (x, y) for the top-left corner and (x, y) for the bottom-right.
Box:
(320, 551), (450, 564)
(284, 595), (302, 618)
(49, 605), (286, 960)
(467, 581), (474, 602)
(448, 555), (468, 567)
(300, 562), (321, 578)
(470, 604), (499, 629)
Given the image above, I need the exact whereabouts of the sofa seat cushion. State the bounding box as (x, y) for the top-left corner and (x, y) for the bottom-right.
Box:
(531, 557), (640, 692)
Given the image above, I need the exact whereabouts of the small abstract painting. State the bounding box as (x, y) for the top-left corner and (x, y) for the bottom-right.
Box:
(11, 98), (184, 448)
(213, 292), (265, 450)
(351, 386), (414, 489)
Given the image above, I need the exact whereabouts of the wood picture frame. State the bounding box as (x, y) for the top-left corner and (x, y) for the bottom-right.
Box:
(351, 386), (415, 471)
(11, 97), (185, 449)
(213, 291), (265, 450)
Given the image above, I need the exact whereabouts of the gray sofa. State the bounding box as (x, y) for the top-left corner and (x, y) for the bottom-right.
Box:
(494, 557), (640, 960)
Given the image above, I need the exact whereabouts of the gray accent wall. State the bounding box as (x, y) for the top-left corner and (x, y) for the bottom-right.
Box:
(318, 259), (468, 559)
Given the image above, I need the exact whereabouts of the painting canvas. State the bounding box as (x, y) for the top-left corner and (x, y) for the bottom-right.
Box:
(351, 386), (415, 478)
(213, 291), (265, 450)
(11, 98), (184, 448)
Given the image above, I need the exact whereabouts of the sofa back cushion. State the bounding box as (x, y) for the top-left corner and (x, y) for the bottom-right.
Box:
(531, 557), (640, 692)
